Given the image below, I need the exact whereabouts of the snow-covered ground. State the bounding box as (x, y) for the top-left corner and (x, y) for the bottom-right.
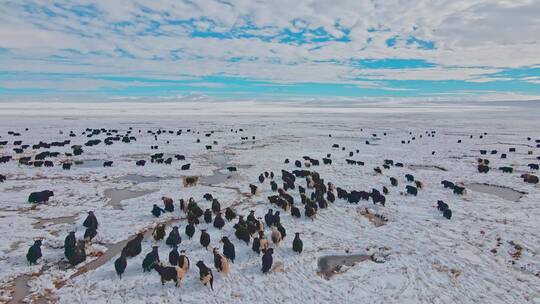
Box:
(0, 102), (539, 303)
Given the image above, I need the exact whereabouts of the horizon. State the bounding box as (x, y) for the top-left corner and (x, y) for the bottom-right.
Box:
(1, 0), (539, 102)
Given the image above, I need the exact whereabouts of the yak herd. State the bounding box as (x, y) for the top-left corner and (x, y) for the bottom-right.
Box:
(0, 125), (538, 292)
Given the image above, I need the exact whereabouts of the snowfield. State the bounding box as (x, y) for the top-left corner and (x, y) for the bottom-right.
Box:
(0, 102), (539, 304)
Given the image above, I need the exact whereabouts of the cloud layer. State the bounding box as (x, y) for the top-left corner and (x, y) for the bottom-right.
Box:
(0, 0), (539, 101)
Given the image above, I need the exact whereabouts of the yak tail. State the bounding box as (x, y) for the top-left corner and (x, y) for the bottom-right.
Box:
(210, 275), (214, 291)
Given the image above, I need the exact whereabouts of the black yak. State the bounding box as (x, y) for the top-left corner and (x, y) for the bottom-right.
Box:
(26, 240), (42, 265)
(114, 252), (127, 278)
(200, 229), (210, 249)
(261, 248), (274, 273)
(292, 233), (303, 254)
(221, 236), (236, 263)
(142, 246), (160, 272)
(196, 261), (214, 290)
(406, 185), (418, 196)
(166, 226), (182, 247)
(122, 233), (144, 258)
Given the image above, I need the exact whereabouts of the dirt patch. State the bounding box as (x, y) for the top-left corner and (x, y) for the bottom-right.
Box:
(3, 186), (27, 192)
(508, 241), (523, 260)
(358, 208), (387, 227)
(433, 262), (462, 279)
(5, 241), (25, 254)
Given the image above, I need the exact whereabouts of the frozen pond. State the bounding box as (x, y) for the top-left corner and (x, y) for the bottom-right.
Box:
(33, 215), (77, 230)
(409, 164), (447, 171)
(103, 188), (158, 210)
(74, 159), (107, 168)
(466, 183), (526, 202)
(198, 152), (251, 185)
(199, 171), (232, 185)
(118, 174), (167, 183)
(317, 254), (372, 279)
(6, 274), (33, 304)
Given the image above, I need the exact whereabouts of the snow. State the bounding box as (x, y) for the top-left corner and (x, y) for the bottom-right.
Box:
(0, 102), (539, 303)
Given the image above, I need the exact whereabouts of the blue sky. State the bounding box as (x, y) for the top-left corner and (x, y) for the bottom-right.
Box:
(0, 1), (539, 101)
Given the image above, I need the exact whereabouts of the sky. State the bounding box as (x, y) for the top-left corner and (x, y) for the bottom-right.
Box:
(0, 0), (539, 102)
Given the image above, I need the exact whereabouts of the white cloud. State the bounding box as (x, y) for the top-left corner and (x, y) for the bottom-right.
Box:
(0, 78), (176, 90)
(357, 67), (503, 81)
(0, 0), (538, 96)
(0, 26), (80, 49)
